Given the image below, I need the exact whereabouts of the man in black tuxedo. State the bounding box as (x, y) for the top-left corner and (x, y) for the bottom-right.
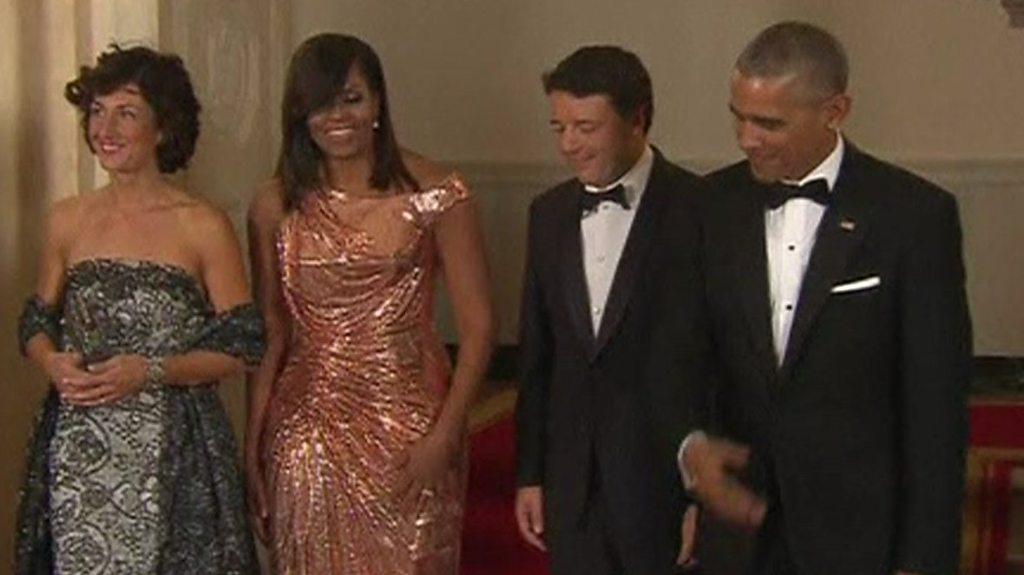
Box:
(682, 22), (972, 575)
(514, 46), (710, 575)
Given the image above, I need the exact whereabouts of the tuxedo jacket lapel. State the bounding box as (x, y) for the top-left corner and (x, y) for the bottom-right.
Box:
(592, 152), (670, 358)
(734, 182), (779, 379)
(557, 183), (595, 348)
(780, 150), (871, 376)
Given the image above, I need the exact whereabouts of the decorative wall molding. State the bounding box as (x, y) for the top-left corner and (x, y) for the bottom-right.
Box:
(451, 157), (1024, 354)
(455, 157), (1024, 191)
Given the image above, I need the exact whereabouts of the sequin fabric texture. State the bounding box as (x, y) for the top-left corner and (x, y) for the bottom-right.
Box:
(15, 258), (263, 575)
(263, 175), (471, 574)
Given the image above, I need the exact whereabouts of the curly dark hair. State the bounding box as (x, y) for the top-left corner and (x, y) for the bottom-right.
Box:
(276, 33), (417, 210)
(65, 45), (201, 174)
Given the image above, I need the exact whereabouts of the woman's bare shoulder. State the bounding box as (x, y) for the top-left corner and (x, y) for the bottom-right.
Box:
(248, 178), (287, 228)
(401, 150), (455, 190)
(46, 191), (97, 238)
(174, 193), (238, 244)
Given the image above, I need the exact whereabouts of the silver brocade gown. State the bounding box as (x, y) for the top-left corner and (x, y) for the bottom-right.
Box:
(15, 258), (263, 575)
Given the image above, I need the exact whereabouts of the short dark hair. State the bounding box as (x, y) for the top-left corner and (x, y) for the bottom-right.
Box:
(65, 45), (201, 173)
(736, 21), (849, 100)
(276, 33), (416, 210)
(543, 45), (654, 133)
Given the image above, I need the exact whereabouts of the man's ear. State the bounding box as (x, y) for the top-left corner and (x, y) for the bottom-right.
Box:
(824, 93), (851, 131)
(630, 104), (650, 137)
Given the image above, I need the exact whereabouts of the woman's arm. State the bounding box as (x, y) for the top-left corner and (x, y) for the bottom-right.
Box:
(403, 157), (496, 433)
(166, 202), (257, 383)
(243, 182), (291, 541)
(22, 198), (90, 389)
(245, 184), (290, 452)
(431, 196), (495, 437)
(395, 182), (495, 505)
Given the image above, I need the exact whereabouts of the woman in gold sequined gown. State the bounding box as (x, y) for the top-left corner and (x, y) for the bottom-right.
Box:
(246, 34), (494, 574)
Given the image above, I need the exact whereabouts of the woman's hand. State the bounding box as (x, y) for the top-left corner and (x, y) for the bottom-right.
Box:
(44, 351), (90, 397)
(60, 354), (149, 406)
(245, 443), (271, 543)
(394, 422), (463, 510)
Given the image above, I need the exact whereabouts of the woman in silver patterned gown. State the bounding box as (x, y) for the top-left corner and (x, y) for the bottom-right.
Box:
(15, 46), (262, 574)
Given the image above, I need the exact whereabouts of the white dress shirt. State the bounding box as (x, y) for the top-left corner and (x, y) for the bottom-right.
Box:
(678, 134), (845, 485)
(580, 145), (654, 334)
(765, 135), (844, 364)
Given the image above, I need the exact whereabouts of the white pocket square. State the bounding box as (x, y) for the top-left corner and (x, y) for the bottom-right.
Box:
(831, 276), (881, 294)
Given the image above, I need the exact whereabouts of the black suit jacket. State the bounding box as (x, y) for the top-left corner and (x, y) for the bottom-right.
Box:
(703, 145), (971, 575)
(516, 150), (711, 573)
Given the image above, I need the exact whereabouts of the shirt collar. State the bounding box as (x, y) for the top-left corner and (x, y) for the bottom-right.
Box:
(583, 145), (654, 206)
(784, 133), (844, 192)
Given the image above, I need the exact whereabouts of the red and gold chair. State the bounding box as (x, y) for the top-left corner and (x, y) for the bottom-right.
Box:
(963, 400), (1024, 575)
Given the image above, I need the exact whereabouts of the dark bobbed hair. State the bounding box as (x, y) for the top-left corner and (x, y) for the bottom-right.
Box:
(65, 44), (201, 174)
(736, 21), (849, 101)
(543, 45), (654, 134)
(276, 33), (417, 210)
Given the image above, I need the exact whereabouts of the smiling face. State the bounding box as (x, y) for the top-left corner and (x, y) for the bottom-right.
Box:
(729, 71), (849, 183)
(547, 90), (647, 188)
(305, 64), (380, 164)
(87, 84), (162, 176)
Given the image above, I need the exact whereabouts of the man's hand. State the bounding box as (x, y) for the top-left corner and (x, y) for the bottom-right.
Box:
(677, 504), (700, 568)
(681, 435), (767, 529)
(515, 486), (546, 551)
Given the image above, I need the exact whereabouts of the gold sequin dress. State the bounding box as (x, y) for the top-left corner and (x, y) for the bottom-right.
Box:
(263, 175), (470, 574)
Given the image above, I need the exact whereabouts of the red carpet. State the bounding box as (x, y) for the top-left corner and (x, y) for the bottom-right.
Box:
(462, 417), (550, 575)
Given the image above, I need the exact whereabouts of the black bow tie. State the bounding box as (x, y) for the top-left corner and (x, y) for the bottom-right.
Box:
(580, 184), (630, 213)
(764, 178), (830, 210)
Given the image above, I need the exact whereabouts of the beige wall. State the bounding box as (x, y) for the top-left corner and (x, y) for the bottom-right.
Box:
(292, 0), (1024, 163)
(158, 0), (290, 443)
(0, 2), (26, 567)
(294, 0), (1024, 352)
(1, 1), (87, 570)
